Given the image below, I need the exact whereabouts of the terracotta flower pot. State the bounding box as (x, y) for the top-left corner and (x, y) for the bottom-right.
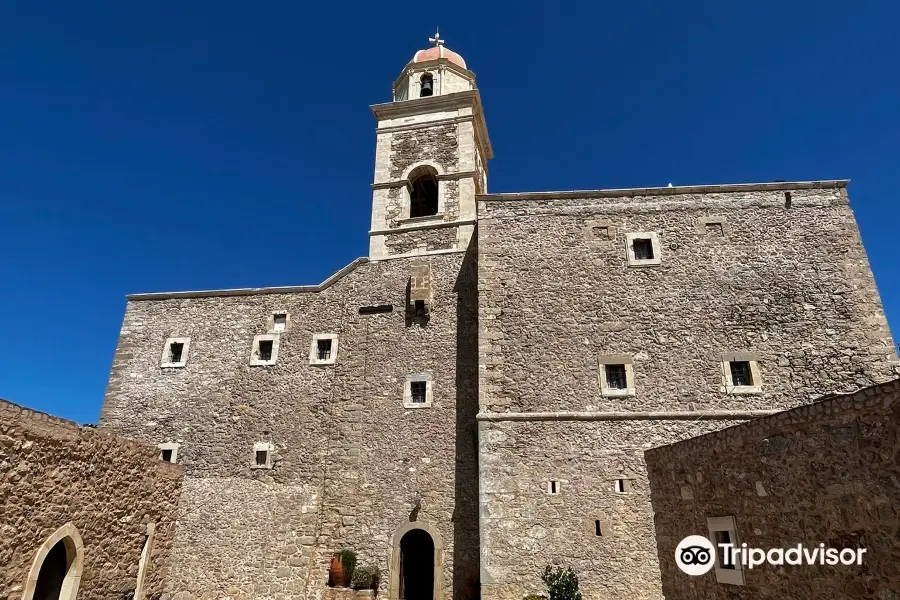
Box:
(330, 555), (345, 587)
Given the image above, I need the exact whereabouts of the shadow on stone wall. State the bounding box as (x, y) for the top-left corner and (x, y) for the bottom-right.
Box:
(453, 238), (480, 600)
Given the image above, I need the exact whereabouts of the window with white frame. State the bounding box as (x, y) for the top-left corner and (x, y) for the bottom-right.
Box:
(614, 478), (634, 494)
(271, 313), (288, 332)
(598, 356), (635, 397)
(707, 516), (745, 586)
(251, 442), (274, 470)
(403, 373), (433, 408)
(625, 232), (662, 266)
(160, 337), (190, 368)
(157, 442), (180, 464)
(721, 354), (762, 395)
(250, 334), (280, 366)
(309, 333), (338, 365)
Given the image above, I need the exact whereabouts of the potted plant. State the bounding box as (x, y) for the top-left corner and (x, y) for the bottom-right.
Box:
(351, 565), (379, 590)
(330, 550), (357, 587)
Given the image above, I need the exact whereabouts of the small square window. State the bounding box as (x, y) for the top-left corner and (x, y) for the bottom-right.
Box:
(309, 334), (338, 365)
(410, 381), (427, 403)
(547, 480), (560, 495)
(404, 374), (433, 408)
(169, 343), (184, 364)
(625, 232), (661, 266)
(605, 365), (627, 390)
(722, 355), (762, 395)
(632, 238), (654, 260)
(157, 442), (179, 464)
(317, 339), (332, 361)
(160, 337), (190, 368)
(598, 357), (635, 397)
(729, 361), (752, 387)
(272, 313), (287, 332)
(251, 442), (274, 469)
(705, 222), (724, 237)
(250, 335), (279, 366)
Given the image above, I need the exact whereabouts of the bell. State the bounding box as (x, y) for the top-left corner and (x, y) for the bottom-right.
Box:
(420, 78), (433, 97)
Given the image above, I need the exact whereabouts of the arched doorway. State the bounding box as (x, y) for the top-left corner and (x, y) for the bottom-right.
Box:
(390, 521), (444, 600)
(400, 529), (434, 600)
(23, 523), (84, 600)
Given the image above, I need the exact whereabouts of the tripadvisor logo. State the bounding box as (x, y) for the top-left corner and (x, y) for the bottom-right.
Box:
(675, 535), (867, 575)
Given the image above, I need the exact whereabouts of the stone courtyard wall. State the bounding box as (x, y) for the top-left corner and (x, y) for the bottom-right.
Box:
(99, 249), (479, 600)
(645, 379), (900, 599)
(475, 182), (897, 600)
(0, 398), (183, 600)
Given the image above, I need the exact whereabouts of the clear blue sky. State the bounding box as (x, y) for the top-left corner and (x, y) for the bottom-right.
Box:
(1, 1), (897, 424)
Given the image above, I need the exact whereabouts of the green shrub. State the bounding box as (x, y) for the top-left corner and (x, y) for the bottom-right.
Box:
(351, 565), (379, 590)
(335, 550), (357, 584)
(541, 566), (582, 600)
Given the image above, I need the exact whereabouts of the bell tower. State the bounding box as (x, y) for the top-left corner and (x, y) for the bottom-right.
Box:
(369, 32), (493, 260)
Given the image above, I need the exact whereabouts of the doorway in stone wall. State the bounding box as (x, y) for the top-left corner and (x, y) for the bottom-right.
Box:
(399, 528), (435, 600)
(23, 523), (83, 600)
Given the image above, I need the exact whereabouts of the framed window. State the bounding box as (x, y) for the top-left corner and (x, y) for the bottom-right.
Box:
(721, 354), (762, 395)
(614, 478), (634, 494)
(309, 333), (339, 366)
(250, 334), (280, 366)
(160, 337), (190, 368)
(598, 356), (635, 397)
(696, 216), (729, 238)
(157, 442), (180, 464)
(625, 232), (662, 266)
(270, 312), (289, 333)
(251, 442), (274, 470)
(547, 480), (560, 495)
(403, 373), (433, 408)
(707, 516), (745, 586)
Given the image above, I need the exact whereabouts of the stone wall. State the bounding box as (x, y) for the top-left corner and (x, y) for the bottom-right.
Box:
(99, 249), (479, 600)
(0, 399), (183, 600)
(645, 379), (900, 599)
(475, 182), (897, 600)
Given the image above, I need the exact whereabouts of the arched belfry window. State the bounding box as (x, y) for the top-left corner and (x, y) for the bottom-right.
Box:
(420, 73), (434, 97)
(409, 166), (439, 218)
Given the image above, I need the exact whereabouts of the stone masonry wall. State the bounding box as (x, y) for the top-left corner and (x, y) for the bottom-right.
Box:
(476, 184), (897, 600)
(0, 399), (183, 600)
(645, 379), (900, 599)
(99, 249), (479, 600)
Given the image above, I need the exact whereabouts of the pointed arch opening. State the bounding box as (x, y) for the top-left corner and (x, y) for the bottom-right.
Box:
(408, 166), (440, 218)
(390, 521), (444, 600)
(23, 523), (84, 600)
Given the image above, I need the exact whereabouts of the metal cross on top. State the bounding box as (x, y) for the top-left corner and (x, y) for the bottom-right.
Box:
(429, 29), (444, 47)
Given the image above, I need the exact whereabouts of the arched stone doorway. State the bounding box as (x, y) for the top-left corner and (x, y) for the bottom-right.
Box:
(23, 523), (84, 600)
(390, 521), (444, 600)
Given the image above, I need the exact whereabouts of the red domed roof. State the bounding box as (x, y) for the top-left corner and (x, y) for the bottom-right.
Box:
(411, 44), (467, 70)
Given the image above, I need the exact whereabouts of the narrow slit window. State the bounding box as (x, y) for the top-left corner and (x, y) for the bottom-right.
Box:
(632, 238), (654, 260)
(255, 450), (268, 467)
(410, 381), (427, 404)
(615, 479), (631, 494)
(605, 365), (627, 390)
(594, 520), (602, 536)
(730, 361), (753, 387)
(784, 191), (792, 208)
(169, 342), (184, 364)
(317, 339), (332, 361)
(161, 449), (173, 463)
(548, 480), (559, 495)
(273, 314), (287, 332)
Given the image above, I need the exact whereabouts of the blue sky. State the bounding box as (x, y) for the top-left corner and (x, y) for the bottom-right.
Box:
(0, 1), (897, 423)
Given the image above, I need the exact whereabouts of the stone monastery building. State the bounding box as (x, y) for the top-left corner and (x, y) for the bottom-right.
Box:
(97, 34), (897, 600)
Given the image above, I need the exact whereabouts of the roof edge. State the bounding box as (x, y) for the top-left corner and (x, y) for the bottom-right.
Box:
(126, 257), (369, 301)
(478, 179), (850, 202)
